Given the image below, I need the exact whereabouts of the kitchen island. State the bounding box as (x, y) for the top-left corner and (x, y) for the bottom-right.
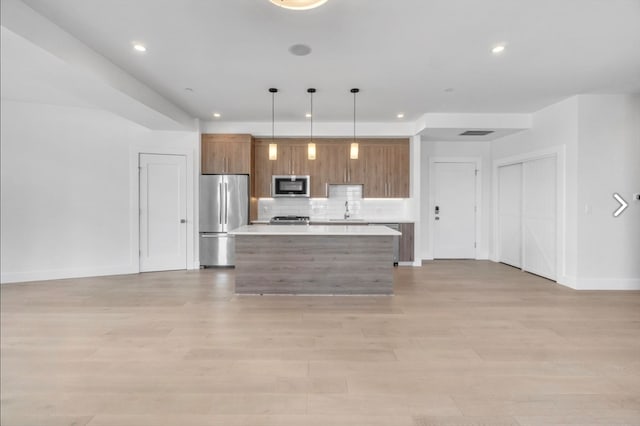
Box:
(229, 224), (401, 295)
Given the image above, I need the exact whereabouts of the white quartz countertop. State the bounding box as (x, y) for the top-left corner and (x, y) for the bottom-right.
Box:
(250, 219), (414, 225)
(230, 224), (401, 236)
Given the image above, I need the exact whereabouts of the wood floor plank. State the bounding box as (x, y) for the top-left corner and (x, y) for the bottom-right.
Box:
(2, 260), (639, 424)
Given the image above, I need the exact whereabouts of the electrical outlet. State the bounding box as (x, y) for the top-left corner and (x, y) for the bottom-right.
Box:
(634, 193), (640, 201)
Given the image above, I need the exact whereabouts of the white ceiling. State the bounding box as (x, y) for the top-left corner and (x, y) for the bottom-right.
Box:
(10, 0), (640, 123)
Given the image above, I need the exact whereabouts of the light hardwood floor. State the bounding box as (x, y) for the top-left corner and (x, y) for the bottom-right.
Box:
(2, 261), (639, 426)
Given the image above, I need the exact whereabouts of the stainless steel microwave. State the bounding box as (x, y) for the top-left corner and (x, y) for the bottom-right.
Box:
(272, 175), (310, 197)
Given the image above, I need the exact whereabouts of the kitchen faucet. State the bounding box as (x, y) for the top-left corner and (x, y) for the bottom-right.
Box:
(344, 201), (350, 219)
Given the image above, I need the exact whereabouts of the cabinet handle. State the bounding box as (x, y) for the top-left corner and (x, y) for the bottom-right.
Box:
(325, 182), (328, 198)
(344, 169), (347, 183)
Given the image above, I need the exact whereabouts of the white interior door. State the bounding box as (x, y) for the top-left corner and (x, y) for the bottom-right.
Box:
(498, 163), (523, 267)
(139, 154), (187, 272)
(522, 156), (556, 280)
(433, 162), (477, 259)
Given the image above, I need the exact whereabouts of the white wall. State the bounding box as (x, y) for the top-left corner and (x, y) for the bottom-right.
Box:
(491, 97), (579, 285)
(419, 140), (492, 260)
(491, 94), (640, 290)
(0, 99), (199, 283)
(576, 94), (640, 289)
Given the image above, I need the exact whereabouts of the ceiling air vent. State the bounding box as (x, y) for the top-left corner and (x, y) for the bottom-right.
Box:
(460, 130), (494, 136)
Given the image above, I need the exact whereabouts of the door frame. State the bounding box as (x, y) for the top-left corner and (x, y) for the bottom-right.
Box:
(129, 140), (197, 273)
(427, 156), (482, 260)
(492, 145), (566, 284)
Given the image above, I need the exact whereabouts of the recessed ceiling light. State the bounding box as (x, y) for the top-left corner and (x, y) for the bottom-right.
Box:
(270, 0), (329, 10)
(397, 113), (405, 119)
(305, 113), (312, 118)
(133, 43), (146, 52)
(213, 113), (221, 118)
(491, 44), (506, 54)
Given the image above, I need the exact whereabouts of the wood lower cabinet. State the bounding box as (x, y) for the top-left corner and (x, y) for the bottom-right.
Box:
(398, 223), (415, 262)
(201, 134), (252, 174)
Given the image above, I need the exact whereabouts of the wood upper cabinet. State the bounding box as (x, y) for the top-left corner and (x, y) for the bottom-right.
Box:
(253, 141), (273, 198)
(252, 137), (409, 198)
(281, 144), (310, 176)
(201, 134), (252, 174)
(359, 140), (410, 198)
(311, 142), (349, 196)
(253, 139), (311, 198)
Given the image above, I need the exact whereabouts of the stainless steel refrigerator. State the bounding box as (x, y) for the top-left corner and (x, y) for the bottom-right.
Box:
(199, 175), (249, 267)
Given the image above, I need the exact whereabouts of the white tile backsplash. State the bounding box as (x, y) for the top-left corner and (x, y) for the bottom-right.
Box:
(258, 196), (413, 222)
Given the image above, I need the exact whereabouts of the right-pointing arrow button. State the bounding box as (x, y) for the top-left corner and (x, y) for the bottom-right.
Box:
(613, 193), (628, 217)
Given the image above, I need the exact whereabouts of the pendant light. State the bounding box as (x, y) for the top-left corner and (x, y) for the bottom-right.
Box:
(307, 88), (316, 160)
(268, 88), (278, 161)
(350, 88), (359, 159)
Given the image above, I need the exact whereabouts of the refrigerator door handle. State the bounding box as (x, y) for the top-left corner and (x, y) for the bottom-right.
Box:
(218, 182), (223, 224)
(224, 182), (229, 225)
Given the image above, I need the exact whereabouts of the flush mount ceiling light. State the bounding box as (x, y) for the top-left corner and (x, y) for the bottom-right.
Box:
(213, 113), (221, 118)
(270, 0), (328, 10)
(132, 43), (146, 52)
(397, 113), (405, 119)
(269, 88), (278, 161)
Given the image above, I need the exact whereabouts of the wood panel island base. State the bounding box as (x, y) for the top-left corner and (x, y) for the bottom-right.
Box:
(229, 225), (401, 295)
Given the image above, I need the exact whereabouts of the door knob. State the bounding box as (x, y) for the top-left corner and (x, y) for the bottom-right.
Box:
(180, 219), (186, 224)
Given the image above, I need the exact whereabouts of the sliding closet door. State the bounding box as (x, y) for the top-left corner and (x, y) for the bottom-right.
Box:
(522, 157), (556, 280)
(498, 163), (523, 268)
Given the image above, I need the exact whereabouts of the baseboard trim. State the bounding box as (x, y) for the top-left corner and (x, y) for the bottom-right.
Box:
(573, 278), (640, 291)
(1, 264), (138, 284)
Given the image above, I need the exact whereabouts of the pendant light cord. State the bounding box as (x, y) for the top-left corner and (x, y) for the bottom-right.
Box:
(269, 88), (278, 140)
(353, 91), (356, 142)
(310, 91), (313, 142)
(351, 88), (359, 143)
(307, 88), (316, 143)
